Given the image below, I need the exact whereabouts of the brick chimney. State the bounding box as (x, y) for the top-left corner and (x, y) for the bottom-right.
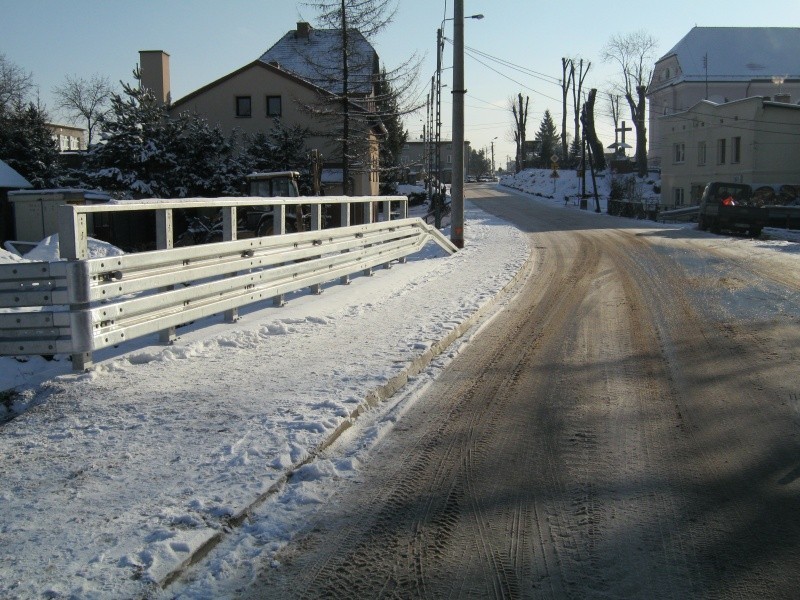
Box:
(296, 22), (312, 39)
(773, 93), (791, 104)
(139, 50), (171, 105)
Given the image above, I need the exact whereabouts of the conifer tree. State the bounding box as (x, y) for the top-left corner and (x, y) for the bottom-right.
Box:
(0, 101), (60, 188)
(533, 110), (560, 168)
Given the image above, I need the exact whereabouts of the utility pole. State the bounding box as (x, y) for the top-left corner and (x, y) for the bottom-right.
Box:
(491, 136), (497, 175)
(436, 27), (443, 189)
(451, 0), (465, 248)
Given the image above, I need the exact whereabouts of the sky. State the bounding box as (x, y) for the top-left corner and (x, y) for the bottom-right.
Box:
(4, 0), (800, 169)
(2, 176), (798, 597)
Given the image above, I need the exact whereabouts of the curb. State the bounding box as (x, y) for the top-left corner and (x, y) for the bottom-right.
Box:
(158, 246), (536, 591)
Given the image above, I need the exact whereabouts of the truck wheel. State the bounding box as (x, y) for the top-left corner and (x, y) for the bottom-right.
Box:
(698, 215), (708, 231)
(710, 219), (721, 234)
(749, 227), (762, 237)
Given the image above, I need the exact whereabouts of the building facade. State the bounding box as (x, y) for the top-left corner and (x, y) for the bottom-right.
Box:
(647, 27), (800, 167)
(400, 140), (472, 185)
(47, 124), (86, 152)
(140, 23), (385, 196)
(659, 96), (800, 209)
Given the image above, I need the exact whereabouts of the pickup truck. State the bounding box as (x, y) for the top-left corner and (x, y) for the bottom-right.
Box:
(697, 182), (767, 237)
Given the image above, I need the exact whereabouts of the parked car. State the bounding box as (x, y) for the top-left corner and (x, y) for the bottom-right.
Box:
(697, 182), (767, 237)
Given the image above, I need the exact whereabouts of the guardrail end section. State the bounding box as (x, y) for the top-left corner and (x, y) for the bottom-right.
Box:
(421, 223), (459, 255)
(68, 309), (94, 355)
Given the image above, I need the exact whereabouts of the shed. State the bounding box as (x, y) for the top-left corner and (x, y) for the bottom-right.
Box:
(0, 160), (33, 243)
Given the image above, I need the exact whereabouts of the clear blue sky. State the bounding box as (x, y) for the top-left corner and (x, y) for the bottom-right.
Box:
(4, 0), (799, 168)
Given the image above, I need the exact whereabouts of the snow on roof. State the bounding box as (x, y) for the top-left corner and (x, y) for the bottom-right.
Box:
(0, 159), (32, 189)
(658, 27), (800, 82)
(259, 24), (378, 96)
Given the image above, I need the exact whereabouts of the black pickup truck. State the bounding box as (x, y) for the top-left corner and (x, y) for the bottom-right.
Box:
(697, 182), (767, 237)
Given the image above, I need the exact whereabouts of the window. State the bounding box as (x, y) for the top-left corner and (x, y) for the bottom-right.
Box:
(266, 95), (282, 117)
(673, 142), (685, 163)
(673, 187), (685, 207)
(236, 96), (252, 118)
(732, 136), (741, 163)
(717, 138), (726, 164)
(697, 141), (706, 166)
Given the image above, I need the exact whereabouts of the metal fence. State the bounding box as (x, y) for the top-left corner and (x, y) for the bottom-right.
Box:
(0, 195), (457, 370)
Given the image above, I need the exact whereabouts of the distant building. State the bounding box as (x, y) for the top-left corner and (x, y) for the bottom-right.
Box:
(659, 95), (800, 209)
(47, 123), (87, 152)
(647, 27), (800, 166)
(400, 140), (471, 184)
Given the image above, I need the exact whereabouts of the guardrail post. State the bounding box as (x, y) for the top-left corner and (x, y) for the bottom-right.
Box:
(58, 204), (93, 370)
(340, 201), (351, 285)
(310, 202), (324, 295)
(382, 199), (392, 269)
(273, 204), (287, 306)
(221, 207), (240, 322)
(156, 208), (177, 343)
(399, 198), (409, 263)
(363, 200), (374, 277)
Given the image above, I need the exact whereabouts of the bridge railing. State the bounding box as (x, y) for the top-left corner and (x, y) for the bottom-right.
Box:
(0, 195), (457, 370)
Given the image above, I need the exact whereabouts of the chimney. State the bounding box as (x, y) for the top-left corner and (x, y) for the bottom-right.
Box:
(774, 93), (791, 104)
(139, 50), (171, 105)
(296, 22), (312, 38)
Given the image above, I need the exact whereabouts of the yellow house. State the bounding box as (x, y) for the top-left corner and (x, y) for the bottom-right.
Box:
(659, 95), (800, 209)
(647, 27), (800, 168)
(139, 23), (384, 196)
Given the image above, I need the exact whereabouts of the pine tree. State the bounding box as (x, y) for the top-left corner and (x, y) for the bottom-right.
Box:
(0, 101), (60, 188)
(85, 72), (247, 198)
(375, 67), (407, 194)
(534, 110), (559, 168)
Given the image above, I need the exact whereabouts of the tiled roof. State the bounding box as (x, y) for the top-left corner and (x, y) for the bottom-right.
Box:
(259, 25), (378, 96)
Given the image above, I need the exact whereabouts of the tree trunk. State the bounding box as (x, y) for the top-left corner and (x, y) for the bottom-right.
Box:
(635, 85), (648, 177)
(561, 59), (572, 160)
(582, 89), (606, 171)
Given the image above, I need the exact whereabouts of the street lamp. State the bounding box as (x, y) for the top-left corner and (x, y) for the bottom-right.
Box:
(442, 4), (483, 248)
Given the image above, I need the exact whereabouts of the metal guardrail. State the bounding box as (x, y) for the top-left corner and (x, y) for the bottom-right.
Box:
(657, 205), (700, 222)
(0, 196), (457, 370)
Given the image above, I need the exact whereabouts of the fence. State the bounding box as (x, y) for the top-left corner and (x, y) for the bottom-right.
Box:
(0, 195), (457, 370)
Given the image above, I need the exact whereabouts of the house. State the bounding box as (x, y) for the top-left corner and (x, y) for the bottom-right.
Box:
(400, 139), (472, 184)
(46, 123), (87, 152)
(142, 22), (385, 197)
(0, 159), (33, 243)
(647, 27), (800, 166)
(659, 95), (800, 209)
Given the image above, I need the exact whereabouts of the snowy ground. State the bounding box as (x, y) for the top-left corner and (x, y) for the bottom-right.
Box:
(1, 172), (798, 598)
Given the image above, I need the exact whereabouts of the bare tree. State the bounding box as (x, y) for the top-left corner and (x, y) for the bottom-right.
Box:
(53, 74), (114, 146)
(560, 58), (574, 160)
(510, 93), (529, 174)
(581, 88), (606, 171)
(0, 53), (34, 111)
(606, 91), (622, 156)
(571, 58), (590, 151)
(302, 0), (404, 196)
(601, 30), (658, 177)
